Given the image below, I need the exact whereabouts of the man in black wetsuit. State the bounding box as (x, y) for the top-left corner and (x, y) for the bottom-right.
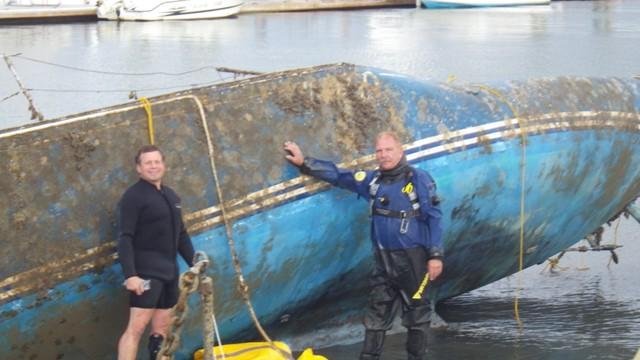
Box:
(116, 145), (195, 360)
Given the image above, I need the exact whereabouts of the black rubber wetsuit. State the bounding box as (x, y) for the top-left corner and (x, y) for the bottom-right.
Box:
(117, 179), (195, 283)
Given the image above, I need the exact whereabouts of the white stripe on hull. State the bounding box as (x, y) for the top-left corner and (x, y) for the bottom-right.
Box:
(424, 0), (549, 7)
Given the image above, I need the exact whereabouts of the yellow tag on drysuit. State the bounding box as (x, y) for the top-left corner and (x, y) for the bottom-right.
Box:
(402, 182), (414, 194)
(412, 273), (429, 300)
(354, 171), (366, 182)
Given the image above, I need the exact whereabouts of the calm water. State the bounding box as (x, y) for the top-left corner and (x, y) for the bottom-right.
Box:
(2, 1), (640, 359)
(310, 219), (640, 360)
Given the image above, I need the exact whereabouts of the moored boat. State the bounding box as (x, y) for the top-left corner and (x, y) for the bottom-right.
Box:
(1, 63), (639, 359)
(0, 0), (97, 22)
(97, 0), (243, 21)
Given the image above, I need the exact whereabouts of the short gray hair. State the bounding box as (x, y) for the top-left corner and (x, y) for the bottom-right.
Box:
(375, 131), (402, 145)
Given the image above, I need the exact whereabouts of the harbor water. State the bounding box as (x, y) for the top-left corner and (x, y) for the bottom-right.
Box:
(1, 1), (639, 359)
(311, 219), (640, 360)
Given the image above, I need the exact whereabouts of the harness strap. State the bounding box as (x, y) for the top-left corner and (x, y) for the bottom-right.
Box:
(368, 168), (421, 214)
(372, 207), (420, 218)
(368, 174), (381, 216)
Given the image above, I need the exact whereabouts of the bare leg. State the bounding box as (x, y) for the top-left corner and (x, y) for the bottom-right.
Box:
(118, 307), (155, 360)
(150, 309), (172, 337)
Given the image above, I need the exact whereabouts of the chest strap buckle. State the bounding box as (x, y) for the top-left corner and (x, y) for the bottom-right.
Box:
(399, 211), (409, 234)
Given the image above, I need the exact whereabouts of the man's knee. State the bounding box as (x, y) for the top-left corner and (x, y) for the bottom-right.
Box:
(406, 327), (428, 360)
(403, 308), (430, 360)
(150, 309), (172, 337)
(401, 302), (431, 329)
(364, 289), (400, 331)
(126, 309), (155, 339)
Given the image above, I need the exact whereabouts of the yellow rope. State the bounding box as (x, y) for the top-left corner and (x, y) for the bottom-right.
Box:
(139, 97), (155, 144)
(476, 85), (527, 327)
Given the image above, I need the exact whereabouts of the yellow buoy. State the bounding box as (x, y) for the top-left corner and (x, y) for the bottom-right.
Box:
(297, 348), (328, 360)
(193, 341), (328, 360)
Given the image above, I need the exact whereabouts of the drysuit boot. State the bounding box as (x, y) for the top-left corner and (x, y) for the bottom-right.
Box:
(406, 328), (427, 360)
(148, 333), (164, 360)
(360, 330), (386, 360)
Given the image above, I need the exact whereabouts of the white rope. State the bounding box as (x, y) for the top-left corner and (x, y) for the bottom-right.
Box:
(211, 313), (226, 360)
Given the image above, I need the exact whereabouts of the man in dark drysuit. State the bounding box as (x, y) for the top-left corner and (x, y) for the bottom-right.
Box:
(117, 145), (195, 360)
(284, 131), (443, 360)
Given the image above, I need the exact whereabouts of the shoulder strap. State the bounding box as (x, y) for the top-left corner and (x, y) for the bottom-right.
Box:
(403, 167), (420, 211)
(368, 172), (381, 216)
(368, 172), (381, 198)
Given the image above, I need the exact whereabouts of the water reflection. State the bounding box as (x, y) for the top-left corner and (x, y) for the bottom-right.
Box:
(592, 1), (614, 33)
(1, 3), (639, 358)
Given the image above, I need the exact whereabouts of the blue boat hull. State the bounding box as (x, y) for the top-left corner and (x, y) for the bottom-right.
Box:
(422, 0), (549, 8)
(1, 64), (639, 359)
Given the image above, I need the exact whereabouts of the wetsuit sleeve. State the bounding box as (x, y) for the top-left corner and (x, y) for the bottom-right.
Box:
(177, 220), (195, 267)
(415, 171), (444, 259)
(117, 192), (139, 279)
(299, 157), (372, 198)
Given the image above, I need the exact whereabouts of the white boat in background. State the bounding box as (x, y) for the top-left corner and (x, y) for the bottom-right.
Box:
(97, 0), (243, 20)
(422, 0), (549, 8)
(0, 0), (97, 21)
(2, 0), (95, 4)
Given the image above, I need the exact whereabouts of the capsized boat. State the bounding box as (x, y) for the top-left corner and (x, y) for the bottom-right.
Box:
(422, 0), (549, 8)
(97, 0), (243, 21)
(1, 63), (639, 359)
(627, 198), (640, 223)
